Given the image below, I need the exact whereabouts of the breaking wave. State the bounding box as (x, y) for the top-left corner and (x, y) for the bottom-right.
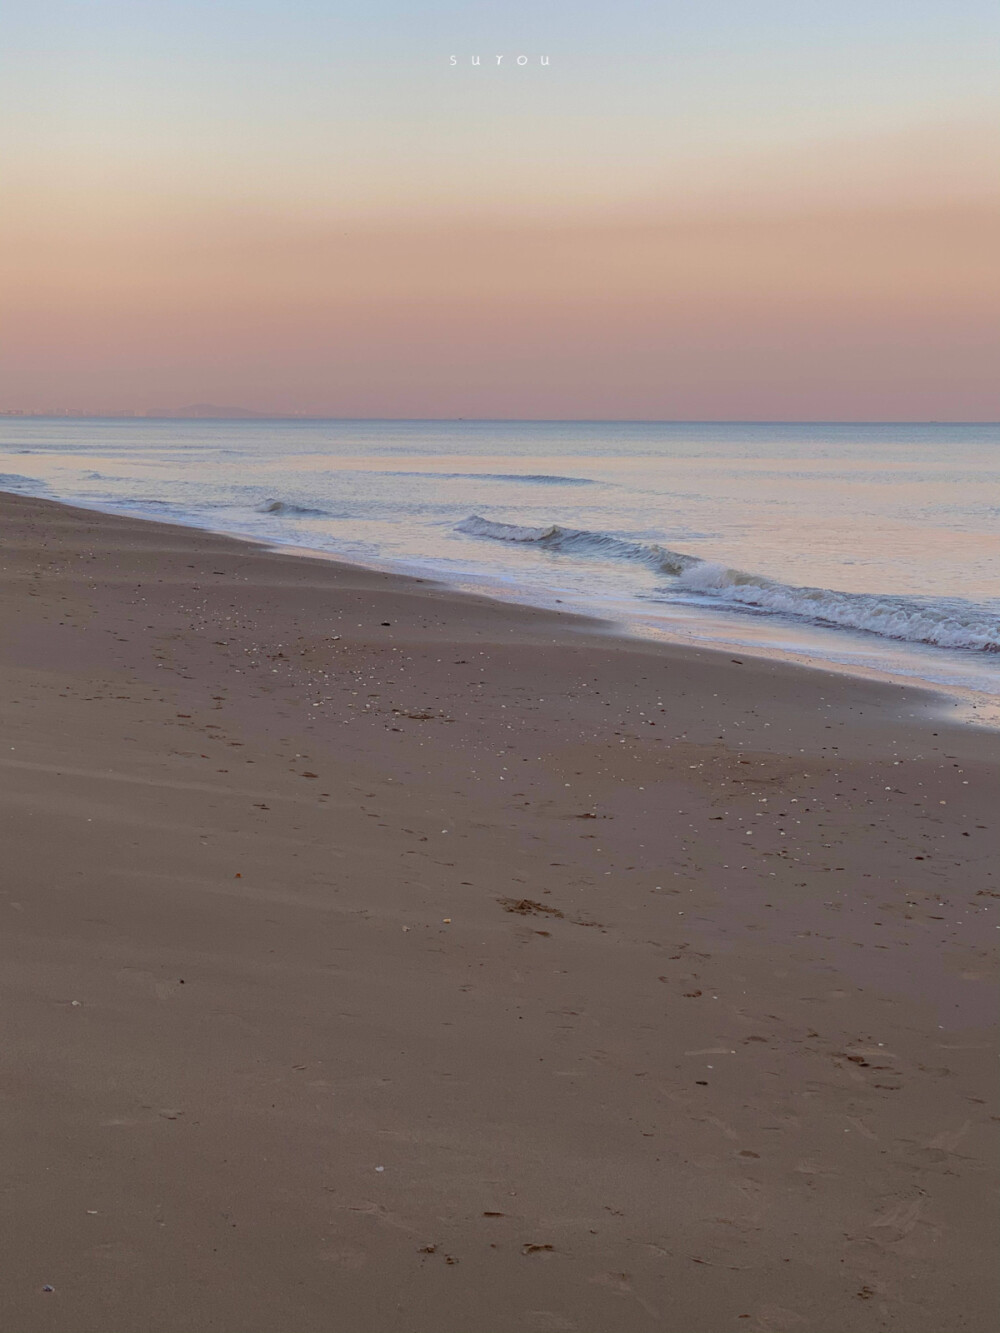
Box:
(457, 515), (1000, 652)
(455, 514), (700, 573)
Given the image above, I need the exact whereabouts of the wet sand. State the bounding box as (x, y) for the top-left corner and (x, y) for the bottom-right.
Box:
(1, 490), (997, 1333)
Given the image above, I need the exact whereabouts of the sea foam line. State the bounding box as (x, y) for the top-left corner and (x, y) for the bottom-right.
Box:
(456, 515), (1000, 652)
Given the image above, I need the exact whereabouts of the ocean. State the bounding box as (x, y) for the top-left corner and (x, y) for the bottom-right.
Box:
(2, 418), (998, 702)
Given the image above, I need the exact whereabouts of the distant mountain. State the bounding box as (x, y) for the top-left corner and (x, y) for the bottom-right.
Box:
(150, 403), (266, 419)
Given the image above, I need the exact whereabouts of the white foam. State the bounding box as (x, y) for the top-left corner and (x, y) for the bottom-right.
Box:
(677, 571), (1000, 652)
(460, 515), (1000, 653)
(456, 514), (697, 574)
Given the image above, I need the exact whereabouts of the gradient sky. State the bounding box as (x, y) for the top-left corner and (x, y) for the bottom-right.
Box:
(2, 0), (998, 418)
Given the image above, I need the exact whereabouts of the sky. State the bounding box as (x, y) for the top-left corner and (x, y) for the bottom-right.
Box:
(1, 0), (998, 419)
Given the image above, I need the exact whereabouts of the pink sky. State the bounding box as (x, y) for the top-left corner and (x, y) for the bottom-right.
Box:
(2, 3), (997, 419)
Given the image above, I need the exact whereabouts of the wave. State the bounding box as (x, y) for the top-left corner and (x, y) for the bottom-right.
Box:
(0, 472), (46, 490)
(475, 473), (595, 485)
(672, 563), (1000, 652)
(256, 499), (329, 517)
(457, 515), (1000, 653)
(456, 514), (700, 574)
(384, 471), (595, 485)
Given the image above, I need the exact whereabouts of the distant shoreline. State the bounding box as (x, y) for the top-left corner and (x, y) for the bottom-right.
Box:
(3, 413), (999, 425)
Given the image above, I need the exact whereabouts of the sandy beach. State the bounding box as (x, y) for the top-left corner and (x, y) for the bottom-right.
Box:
(1, 489), (996, 1333)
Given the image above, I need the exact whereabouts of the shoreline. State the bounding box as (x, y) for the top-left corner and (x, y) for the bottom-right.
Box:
(6, 483), (999, 723)
(271, 539), (1000, 729)
(275, 537), (1000, 729)
(1, 489), (997, 1332)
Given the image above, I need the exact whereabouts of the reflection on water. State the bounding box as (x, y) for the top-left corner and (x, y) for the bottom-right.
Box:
(1, 418), (998, 700)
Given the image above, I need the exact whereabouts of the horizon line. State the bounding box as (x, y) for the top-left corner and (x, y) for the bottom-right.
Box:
(3, 414), (998, 426)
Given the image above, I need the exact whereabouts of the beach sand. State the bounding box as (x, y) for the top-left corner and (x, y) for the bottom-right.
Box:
(1, 491), (996, 1333)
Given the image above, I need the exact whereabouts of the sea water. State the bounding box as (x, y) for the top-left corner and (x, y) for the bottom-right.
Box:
(2, 418), (998, 701)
